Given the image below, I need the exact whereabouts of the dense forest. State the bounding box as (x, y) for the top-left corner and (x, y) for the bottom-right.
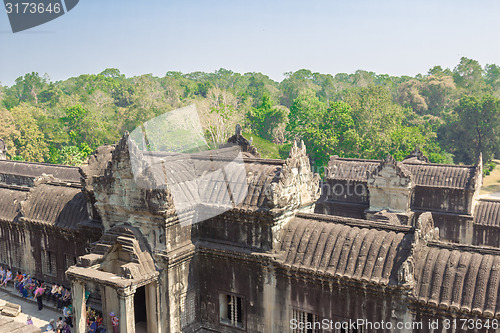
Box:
(1, 57), (499, 174)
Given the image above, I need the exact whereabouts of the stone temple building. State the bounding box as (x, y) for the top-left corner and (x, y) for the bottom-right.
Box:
(0, 131), (500, 333)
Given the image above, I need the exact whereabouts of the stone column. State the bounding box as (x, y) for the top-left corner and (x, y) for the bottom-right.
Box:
(71, 281), (86, 333)
(100, 286), (109, 331)
(145, 282), (159, 333)
(118, 289), (136, 333)
(263, 266), (276, 332)
(104, 286), (120, 333)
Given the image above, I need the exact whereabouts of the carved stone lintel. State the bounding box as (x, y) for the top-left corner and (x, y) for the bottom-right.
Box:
(117, 286), (136, 298)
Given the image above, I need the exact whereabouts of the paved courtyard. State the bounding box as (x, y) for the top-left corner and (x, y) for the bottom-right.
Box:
(0, 287), (62, 332)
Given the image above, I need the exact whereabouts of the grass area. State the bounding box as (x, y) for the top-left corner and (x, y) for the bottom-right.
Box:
(242, 132), (281, 159)
(481, 160), (500, 195)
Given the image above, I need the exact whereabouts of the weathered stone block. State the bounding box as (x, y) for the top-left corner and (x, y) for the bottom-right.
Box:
(1, 302), (21, 317)
(79, 253), (103, 267)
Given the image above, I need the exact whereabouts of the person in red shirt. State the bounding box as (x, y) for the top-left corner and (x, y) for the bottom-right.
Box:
(96, 315), (103, 327)
(14, 271), (23, 290)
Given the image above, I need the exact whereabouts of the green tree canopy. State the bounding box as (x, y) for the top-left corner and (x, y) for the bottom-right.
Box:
(0, 104), (48, 161)
(440, 95), (500, 164)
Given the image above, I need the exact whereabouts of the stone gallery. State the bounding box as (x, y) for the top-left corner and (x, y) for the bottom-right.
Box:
(0, 131), (499, 333)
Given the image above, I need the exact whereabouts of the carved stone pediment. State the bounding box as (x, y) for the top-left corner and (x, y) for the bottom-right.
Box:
(265, 140), (320, 211)
(367, 154), (413, 213)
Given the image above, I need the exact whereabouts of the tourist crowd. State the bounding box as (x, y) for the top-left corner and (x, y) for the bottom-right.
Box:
(0, 268), (72, 310)
(1, 265), (114, 333)
(1, 266), (75, 332)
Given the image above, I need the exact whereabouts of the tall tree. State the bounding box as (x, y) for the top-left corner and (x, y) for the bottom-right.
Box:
(340, 86), (405, 158)
(453, 57), (485, 93)
(247, 94), (288, 143)
(280, 69), (320, 108)
(0, 104), (48, 161)
(485, 64), (500, 94)
(440, 95), (500, 163)
(287, 90), (362, 168)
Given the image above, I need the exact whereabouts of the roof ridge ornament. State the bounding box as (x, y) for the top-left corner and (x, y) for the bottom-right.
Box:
(403, 147), (430, 163)
(268, 138), (320, 209)
(385, 153), (397, 166)
(288, 139), (307, 158)
(235, 124), (242, 136)
(368, 153), (413, 181)
(224, 124), (260, 157)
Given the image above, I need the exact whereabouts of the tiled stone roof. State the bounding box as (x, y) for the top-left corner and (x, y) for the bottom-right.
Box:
(21, 183), (89, 229)
(276, 213), (413, 286)
(0, 160), (81, 186)
(474, 199), (500, 227)
(327, 156), (478, 190)
(277, 212), (500, 316)
(414, 243), (500, 317)
(403, 163), (475, 189)
(81, 134), (319, 221)
(0, 186), (25, 222)
(143, 150), (284, 211)
(326, 157), (379, 181)
(0, 179), (89, 229)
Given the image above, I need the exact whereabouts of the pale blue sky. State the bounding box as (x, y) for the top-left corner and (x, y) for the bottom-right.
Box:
(0, 0), (499, 86)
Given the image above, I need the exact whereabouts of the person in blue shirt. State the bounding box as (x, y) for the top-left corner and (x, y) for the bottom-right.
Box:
(88, 317), (98, 333)
(46, 319), (55, 332)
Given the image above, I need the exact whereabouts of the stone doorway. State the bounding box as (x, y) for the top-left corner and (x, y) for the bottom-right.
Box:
(134, 285), (147, 329)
